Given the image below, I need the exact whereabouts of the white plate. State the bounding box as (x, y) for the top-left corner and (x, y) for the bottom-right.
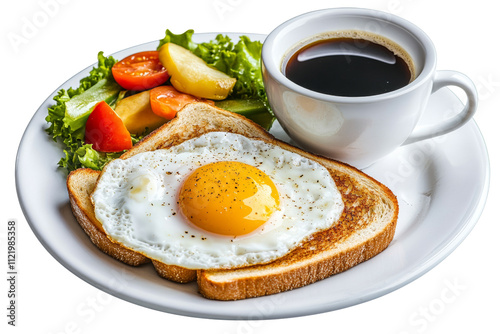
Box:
(16, 33), (489, 320)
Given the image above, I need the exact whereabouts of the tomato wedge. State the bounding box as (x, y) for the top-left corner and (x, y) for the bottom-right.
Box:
(85, 101), (132, 152)
(112, 51), (169, 91)
(150, 86), (214, 120)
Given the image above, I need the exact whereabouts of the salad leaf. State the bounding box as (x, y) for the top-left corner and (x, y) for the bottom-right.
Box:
(63, 78), (122, 132)
(158, 29), (197, 51)
(227, 36), (267, 101)
(73, 145), (123, 171)
(45, 52), (127, 172)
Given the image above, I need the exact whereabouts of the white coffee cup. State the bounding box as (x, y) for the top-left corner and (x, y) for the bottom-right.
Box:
(261, 8), (478, 169)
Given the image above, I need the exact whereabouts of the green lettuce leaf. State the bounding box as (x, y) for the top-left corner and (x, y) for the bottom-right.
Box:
(158, 29), (197, 51)
(45, 52), (126, 172)
(74, 145), (123, 171)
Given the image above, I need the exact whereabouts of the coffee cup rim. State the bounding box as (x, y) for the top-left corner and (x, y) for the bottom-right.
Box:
(262, 7), (437, 103)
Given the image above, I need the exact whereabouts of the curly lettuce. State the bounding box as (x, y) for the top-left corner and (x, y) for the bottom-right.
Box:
(45, 52), (125, 172)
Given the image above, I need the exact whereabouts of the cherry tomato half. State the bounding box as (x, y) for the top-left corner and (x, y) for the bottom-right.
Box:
(84, 101), (132, 152)
(112, 51), (169, 91)
(150, 85), (214, 120)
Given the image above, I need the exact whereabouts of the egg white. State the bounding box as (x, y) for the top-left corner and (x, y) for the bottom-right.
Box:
(92, 132), (344, 269)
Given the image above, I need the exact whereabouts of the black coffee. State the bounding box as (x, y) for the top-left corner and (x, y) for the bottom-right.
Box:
(284, 37), (413, 97)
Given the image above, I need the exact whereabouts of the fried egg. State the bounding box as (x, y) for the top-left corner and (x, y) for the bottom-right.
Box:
(92, 132), (344, 269)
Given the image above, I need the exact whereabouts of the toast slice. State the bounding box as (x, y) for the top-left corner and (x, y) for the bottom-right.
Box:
(198, 145), (398, 300)
(66, 102), (398, 300)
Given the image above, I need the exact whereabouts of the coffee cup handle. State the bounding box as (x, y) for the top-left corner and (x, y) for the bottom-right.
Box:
(403, 70), (478, 145)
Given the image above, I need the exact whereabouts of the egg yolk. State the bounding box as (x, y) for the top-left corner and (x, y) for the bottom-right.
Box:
(178, 161), (280, 236)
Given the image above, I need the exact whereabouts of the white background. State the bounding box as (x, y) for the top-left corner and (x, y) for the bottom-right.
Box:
(2, 0), (497, 333)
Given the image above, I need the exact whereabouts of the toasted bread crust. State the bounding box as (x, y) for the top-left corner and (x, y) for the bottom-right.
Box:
(66, 102), (398, 298)
(198, 208), (397, 300)
(152, 260), (197, 283)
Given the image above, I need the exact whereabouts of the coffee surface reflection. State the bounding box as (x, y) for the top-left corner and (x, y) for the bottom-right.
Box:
(284, 36), (414, 97)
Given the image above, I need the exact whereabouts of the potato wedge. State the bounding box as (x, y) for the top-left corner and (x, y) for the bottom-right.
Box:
(158, 43), (236, 100)
(114, 90), (167, 134)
